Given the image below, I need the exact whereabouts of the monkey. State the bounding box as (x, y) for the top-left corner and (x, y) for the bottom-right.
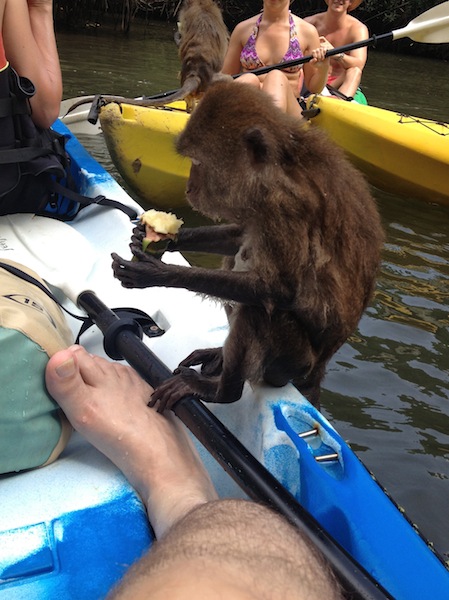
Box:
(111, 80), (384, 412)
(170, 0), (231, 111)
(66, 0), (231, 119)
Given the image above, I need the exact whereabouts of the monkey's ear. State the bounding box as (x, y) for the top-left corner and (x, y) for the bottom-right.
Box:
(243, 127), (270, 165)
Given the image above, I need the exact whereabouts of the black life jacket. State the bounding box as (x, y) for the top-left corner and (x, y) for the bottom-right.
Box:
(0, 64), (137, 221)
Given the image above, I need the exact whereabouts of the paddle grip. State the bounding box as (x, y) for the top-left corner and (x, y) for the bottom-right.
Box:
(77, 290), (393, 600)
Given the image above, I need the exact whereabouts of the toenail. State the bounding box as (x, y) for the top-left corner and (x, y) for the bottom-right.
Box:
(55, 357), (76, 378)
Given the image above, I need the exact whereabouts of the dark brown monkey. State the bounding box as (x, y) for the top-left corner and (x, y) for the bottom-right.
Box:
(170, 0), (231, 110)
(112, 81), (384, 411)
(67, 0), (230, 117)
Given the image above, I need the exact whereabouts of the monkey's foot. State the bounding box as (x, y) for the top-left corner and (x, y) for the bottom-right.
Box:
(178, 347), (223, 377)
(149, 367), (219, 412)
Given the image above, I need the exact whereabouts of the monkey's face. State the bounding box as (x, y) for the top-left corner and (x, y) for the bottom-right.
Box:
(176, 80), (303, 221)
(183, 157), (231, 220)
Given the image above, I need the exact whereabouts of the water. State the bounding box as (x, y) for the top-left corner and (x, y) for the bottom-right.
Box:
(57, 24), (449, 560)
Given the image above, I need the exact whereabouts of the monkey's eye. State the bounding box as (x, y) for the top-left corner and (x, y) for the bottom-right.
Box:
(190, 158), (201, 166)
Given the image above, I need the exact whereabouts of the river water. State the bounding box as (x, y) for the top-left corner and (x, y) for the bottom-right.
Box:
(56, 22), (449, 561)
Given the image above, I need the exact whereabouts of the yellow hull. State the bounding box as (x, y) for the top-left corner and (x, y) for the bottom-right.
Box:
(100, 101), (191, 209)
(100, 97), (449, 209)
(306, 95), (449, 207)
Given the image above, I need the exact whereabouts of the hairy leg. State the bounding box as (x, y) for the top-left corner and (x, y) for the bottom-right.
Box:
(109, 499), (343, 600)
(178, 346), (223, 376)
(149, 321), (248, 411)
(45, 345), (218, 538)
(46, 349), (342, 599)
(293, 360), (326, 409)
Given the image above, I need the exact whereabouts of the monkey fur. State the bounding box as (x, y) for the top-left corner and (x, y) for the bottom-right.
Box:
(67, 0), (230, 117)
(172, 0), (231, 111)
(112, 80), (384, 411)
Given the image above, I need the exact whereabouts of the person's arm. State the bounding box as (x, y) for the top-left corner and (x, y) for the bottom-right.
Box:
(301, 21), (329, 94)
(329, 22), (369, 72)
(222, 22), (247, 76)
(3, 0), (62, 128)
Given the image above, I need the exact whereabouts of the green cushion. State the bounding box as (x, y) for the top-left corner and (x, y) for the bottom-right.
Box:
(0, 328), (62, 473)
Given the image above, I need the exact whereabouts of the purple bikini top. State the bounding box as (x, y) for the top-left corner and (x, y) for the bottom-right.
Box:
(240, 12), (303, 74)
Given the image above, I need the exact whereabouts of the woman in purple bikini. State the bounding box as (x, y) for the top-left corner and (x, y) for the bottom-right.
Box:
(222, 0), (329, 119)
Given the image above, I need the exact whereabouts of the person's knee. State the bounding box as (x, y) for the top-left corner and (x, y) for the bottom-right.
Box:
(346, 66), (363, 86)
(109, 499), (343, 600)
(263, 69), (289, 87)
(236, 73), (261, 88)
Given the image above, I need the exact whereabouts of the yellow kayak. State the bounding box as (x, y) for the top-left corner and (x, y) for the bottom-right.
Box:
(306, 94), (449, 207)
(100, 101), (191, 209)
(100, 96), (449, 209)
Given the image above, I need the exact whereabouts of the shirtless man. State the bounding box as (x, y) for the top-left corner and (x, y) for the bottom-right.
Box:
(305, 0), (368, 99)
(46, 346), (343, 599)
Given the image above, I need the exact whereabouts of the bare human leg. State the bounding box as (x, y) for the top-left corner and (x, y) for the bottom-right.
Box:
(235, 70), (304, 119)
(45, 345), (218, 539)
(109, 499), (343, 600)
(46, 346), (342, 600)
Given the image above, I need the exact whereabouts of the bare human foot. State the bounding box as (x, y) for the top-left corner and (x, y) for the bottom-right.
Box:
(45, 345), (218, 538)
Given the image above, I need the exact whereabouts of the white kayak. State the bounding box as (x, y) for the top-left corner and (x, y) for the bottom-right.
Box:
(0, 119), (448, 600)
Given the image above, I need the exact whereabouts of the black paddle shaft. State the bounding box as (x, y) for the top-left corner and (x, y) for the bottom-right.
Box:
(144, 33), (392, 101)
(248, 33), (392, 76)
(77, 290), (393, 600)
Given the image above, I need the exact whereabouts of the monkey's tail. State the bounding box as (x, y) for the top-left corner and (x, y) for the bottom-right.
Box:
(63, 76), (204, 125)
(138, 75), (201, 106)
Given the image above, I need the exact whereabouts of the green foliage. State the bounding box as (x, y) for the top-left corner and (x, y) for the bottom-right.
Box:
(54, 0), (449, 59)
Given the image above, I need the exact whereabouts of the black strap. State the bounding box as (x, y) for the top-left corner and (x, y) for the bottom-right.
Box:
(301, 106), (320, 119)
(50, 180), (138, 220)
(0, 260), (86, 321)
(0, 95), (30, 118)
(0, 145), (55, 164)
(0, 260), (164, 344)
(325, 84), (354, 102)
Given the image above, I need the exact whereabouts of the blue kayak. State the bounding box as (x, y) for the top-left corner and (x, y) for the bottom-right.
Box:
(0, 119), (448, 599)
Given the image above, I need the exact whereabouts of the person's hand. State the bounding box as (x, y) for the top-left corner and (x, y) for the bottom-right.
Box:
(310, 45), (329, 67)
(319, 36), (334, 52)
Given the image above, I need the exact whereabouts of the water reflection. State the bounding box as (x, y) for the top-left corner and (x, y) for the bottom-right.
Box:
(361, 50), (449, 122)
(59, 23), (180, 99)
(322, 183), (449, 557)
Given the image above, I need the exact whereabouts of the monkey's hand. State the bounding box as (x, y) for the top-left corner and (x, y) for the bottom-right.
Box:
(149, 367), (218, 412)
(112, 251), (168, 288)
(130, 222), (179, 258)
(178, 347), (223, 377)
(130, 222), (145, 251)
